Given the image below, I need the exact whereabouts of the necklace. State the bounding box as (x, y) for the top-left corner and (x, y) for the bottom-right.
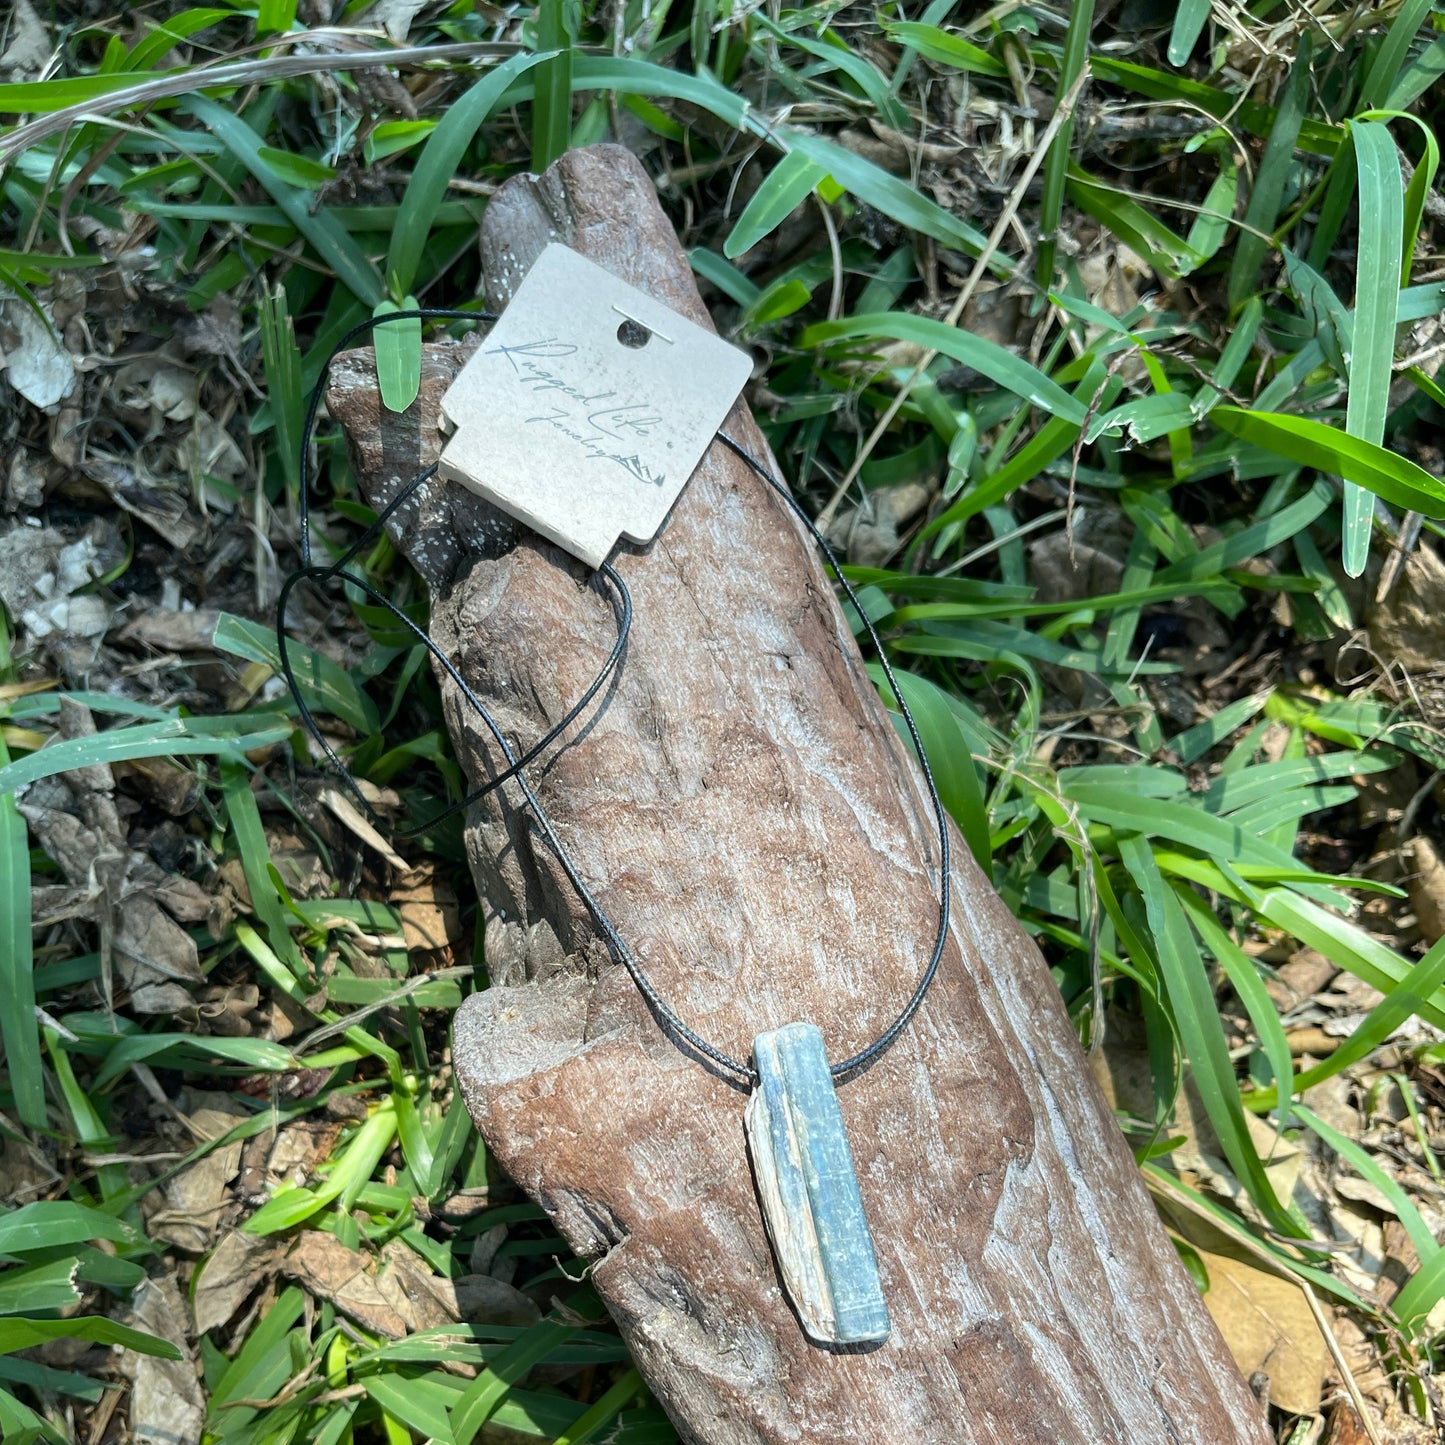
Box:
(283, 311), (952, 1349)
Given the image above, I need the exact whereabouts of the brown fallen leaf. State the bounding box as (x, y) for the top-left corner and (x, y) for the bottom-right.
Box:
(193, 1230), (283, 1335)
(116, 895), (204, 1009)
(120, 1275), (204, 1445)
(1195, 1248), (1327, 1416)
(1368, 538), (1445, 676)
(117, 606), (224, 654)
(145, 1106), (247, 1253)
(281, 1233), (540, 1340)
(391, 866), (463, 956)
(1322, 1399), (1376, 1445)
(283, 1231), (412, 1339)
(1406, 836), (1445, 946)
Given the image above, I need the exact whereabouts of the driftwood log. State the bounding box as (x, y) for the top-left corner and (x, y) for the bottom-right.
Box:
(327, 143), (1271, 1445)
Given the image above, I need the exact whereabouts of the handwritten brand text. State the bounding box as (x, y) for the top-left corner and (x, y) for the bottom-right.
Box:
(487, 337), (668, 487)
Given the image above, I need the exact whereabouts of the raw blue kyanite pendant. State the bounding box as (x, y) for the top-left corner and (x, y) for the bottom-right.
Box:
(745, 1023), (891, 1345)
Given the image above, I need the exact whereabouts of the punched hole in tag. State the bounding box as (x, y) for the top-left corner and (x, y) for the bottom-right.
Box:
(613, 305), (672, 350)
(437, 244), (750, 567)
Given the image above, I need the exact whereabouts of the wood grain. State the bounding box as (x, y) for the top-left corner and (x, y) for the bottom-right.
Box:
(327, 143), (1271, 1445)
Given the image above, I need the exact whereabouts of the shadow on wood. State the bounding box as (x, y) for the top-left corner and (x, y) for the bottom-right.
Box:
(325, 143), (1271, 1445)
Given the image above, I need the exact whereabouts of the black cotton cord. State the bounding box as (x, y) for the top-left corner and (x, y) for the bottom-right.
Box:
(718, 432), (952, 1081)
(280, 308), (634, 831)
(280, 313), (952, 1088)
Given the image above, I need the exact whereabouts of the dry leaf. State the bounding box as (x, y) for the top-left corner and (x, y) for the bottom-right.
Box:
(146, 1107), (246, 1253)
(1368, 540), (1445, 676)
(0, 299), (76, 408)
(392, 868), (463, 955)
(121, 1275), (205, 1445)
(0, 0), (50, 80)
(193, 1230), (283, 1334)
(281, 1233), (539, 1340)
(1195, 1248), (1327, 1416)
(1407, 836), (1445, 946)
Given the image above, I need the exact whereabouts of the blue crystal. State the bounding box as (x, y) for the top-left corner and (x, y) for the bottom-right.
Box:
(746, 1022), (890, 1345)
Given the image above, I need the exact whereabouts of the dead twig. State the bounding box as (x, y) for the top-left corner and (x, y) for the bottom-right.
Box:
(0, 36), (538, 161)
(1299, 1280), (1387, 1445)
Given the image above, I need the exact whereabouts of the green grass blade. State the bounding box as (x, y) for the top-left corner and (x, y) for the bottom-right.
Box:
(0, 71), (180, 111)
(1141, 1165), (1365, 1309)
(1167, 692), (1270, 764)
(1359, 111), (1440, 285)
(208, 1287), (306, 1409)
(0, 1261), (83, 1316)
(215, 613), (379, 733)
(180, 97), (383, 306)
(1388, 32), (1445, 110)
(546, 57), (997, 260)
(126, 9), (236, 71)
(0, 1203), (141, 1255)
(365, 1374), (456, 1443)
(1061, 786), (1338, 885)
(1212, 408), (1445, 517)
(1281, 933), (1445, 1105)
(1201, 750), (1391, 813)
(724, 150), (826, 259)
(1393, 1248), (1445, 1332)
(1361, 0), (1435, 109)
(372, 298), (423, 414)
(804, 313), (1086, 424)
(0, 715), (290, 797)
(1306, 141), (1358, 272)
(259, 284), (303, 498)
(689, 247), (761, 306)
(784, 130), (993, 260)
(1181, 895), (1295, 1135)
(0, 738), (41, 1129)
(1067, 169), (1203, 279)
(881, 23), (1006, 77)
(871, 665), (991, 879)
(757, 17), (908, 131)
(84, 1030), (295, 1091)
(552, 1368), (643, 1445)
(1089, 56), (1341, 158)
(244, 1100), (397, 1234)
(533, 0), (576, 172)
(1184, 160), (1238, 263)
(1227, 35), (1311, 309)
(1117, 837), (1304, 1237)
(450, 1320), (576, 1445)
(0, 1318), (182, 1358)
(1255, 890), (1445, 1033)
(1293, 1104), (1437, 1265)
(220, 764), (307, 975)
(388, 51), (553, 297)
(1282, 250), (1352, 378)
(1341, 118), (1405, 575)
(254, 144), (334, 189)
(1167, 0), (1212, 66)
(1036, 0), (1094, 285)
(1398, 119), (1439, 283)
(1154, 481), (1331, 585)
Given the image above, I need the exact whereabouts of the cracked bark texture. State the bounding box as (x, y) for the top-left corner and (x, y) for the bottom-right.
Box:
(326, 144), (1270, 1445)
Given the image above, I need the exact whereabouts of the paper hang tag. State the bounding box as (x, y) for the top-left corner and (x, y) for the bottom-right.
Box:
(437, 244), (753, 568)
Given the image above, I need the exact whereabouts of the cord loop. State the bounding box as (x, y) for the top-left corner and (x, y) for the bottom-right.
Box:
(281, 311), (952, 1087)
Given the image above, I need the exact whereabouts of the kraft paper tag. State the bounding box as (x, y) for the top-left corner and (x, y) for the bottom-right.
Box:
(437, 244), (753, 568)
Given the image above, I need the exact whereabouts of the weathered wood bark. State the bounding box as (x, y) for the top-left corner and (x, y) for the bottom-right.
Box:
(328, 144), (1271, 1445)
